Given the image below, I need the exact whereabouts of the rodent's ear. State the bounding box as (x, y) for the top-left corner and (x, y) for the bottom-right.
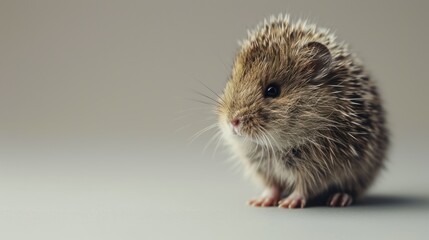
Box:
(301, 41), (332, 81)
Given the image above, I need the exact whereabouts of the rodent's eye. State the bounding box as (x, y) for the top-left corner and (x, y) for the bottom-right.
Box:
(264, 84), (280, 98)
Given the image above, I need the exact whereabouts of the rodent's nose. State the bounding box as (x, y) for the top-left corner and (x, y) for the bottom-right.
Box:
(231, 118), (240, 128)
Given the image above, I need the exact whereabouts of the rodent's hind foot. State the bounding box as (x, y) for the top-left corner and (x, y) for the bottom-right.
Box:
(278, 192), (307, 209)
(247, 186), (280, 207)
(327, 193), (353, 207)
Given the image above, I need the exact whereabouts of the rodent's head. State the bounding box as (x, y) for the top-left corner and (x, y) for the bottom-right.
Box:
(218, 18), (337, 147)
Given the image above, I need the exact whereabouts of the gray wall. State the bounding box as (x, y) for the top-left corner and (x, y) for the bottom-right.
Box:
(1, 1), (428, 152)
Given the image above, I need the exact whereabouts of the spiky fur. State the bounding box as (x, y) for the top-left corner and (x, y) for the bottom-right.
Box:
(218, 15), (389, 204)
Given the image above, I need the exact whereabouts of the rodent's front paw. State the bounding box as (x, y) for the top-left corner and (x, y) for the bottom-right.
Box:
(247, 187), (280, 207)
(278, 192), (307, 209)
(248, 196), (279, 207)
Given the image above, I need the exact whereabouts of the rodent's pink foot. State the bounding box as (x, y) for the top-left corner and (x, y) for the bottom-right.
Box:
(278, 193), (307, 209)
(328, 193), (353, 207)
(247, 187), (280, 207)
(248, 196), (279, 207)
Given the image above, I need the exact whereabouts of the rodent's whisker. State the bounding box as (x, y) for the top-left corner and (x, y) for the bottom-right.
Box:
(203, 129), (223, 156)
(254, 135), (265, 172)
(171, 112), (217, 132)
(266, 130), (283, 154)
(176, 107), (214, 114)
(197, 80), (225, 105)
(185, 98), (218, 107)
(188, 123), (219, 144)
(171, 113), (213, 123)
(191, 90), (222, 107)
(212, 130), (224, 158)
(259, 126), (277, 160)
(173, 124), (192, 133)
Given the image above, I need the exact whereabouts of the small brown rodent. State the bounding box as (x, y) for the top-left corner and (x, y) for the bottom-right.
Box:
(217, 15), (389, 208)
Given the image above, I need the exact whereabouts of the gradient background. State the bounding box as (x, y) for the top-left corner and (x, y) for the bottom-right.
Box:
(1, 0), (428, 239)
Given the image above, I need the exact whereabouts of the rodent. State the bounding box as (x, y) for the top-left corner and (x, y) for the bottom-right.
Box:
(217, 15), (389, 208)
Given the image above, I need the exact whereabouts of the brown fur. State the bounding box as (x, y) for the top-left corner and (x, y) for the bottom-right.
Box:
(217, 15), (389, 205)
